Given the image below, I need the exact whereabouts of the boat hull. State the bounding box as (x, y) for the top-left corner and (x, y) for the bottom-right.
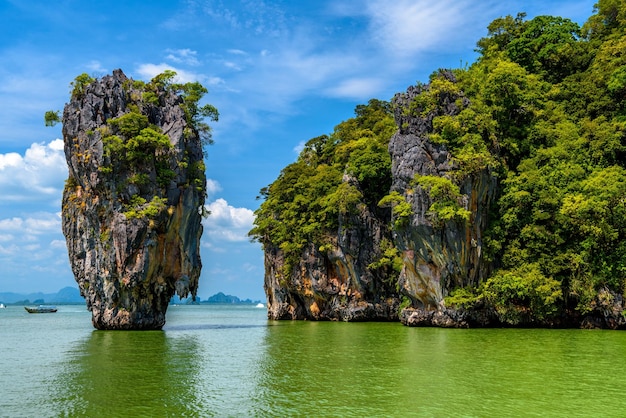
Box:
(24, 306), (58, 313)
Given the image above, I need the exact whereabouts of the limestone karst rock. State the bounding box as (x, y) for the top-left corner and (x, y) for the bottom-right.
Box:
(389, 71), (497, 325)
(259, 71), (496, 325)
(61, 69), (207, 330)
(264, 173), (400, 321)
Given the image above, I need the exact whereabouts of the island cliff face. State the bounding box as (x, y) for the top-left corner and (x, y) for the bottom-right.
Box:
(389, 73), (497, 326)
(61, 69), (206, 330)
(258, 8), (626, 328)
(264, 173), (400, 321)
(260, 73), (495, 325)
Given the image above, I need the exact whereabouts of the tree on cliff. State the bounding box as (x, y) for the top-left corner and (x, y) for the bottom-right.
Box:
(249, 99), (401, 320)
(250, 98), (396, 275)
(442, 0), (626, 325)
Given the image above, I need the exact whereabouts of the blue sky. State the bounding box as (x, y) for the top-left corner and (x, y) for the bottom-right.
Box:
(0, 0), (596, 301)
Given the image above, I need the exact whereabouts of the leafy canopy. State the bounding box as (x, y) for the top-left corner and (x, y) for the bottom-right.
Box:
(448, 1), (626, 320)
(250, 99), (395, 276)
(252, 2), (626, 322)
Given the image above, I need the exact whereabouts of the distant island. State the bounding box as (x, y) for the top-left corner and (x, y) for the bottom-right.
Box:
(0, 287), (262, 306)
(0, 287), (83, 305)
(171, 292), (263, 305)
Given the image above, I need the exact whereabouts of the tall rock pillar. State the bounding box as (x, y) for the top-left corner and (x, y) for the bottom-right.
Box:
(61, 69), (207, 329)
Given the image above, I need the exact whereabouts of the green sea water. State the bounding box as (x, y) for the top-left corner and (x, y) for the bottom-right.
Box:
(1, 304), (626, 417)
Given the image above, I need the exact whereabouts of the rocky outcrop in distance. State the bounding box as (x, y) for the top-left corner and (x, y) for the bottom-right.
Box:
(61, 69), (206, 330)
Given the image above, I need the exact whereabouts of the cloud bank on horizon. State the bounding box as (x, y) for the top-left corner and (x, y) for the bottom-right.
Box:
(0, 0), (596, 300)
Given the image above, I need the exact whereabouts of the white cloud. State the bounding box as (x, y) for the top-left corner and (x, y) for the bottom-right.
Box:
(48, 139), (64, 151)
(203, 198), (255, 242)
(0, 139), (66, 203)
(0, 243), (18, 256)
(326, 0), (492, 71)
(0, 206), (69, 287)
(201, 1), (288, 36)
(206, 76), (226, 86)
(242, 262), (258, 273)
(223, 61), (243, 71)
(206, 178), (222, 197)
(50, 239), (66, 249)
(325, 77), (386, 100)
(86, 60), (107, 74)
(165, 48), (200, 66)
(135, 63), (225, 88)
(24, 215), (61, 233)
(23, 243), (41, 252)
(0, 218), (23, 230)
(362, 0), (468, 56)
(293, 140), (305, 155)
(0, 211), (64, 266)
(135, 63), (199, 83)
(0, 213), (61, 235)
(220, 43), (367, 119)
(0, 152), (21, 169)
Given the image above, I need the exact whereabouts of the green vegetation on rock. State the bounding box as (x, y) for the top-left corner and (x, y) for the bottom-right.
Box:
(70, 73), (95, 98)
(413, 175), (471, 226)
(44, 110), (60, 127)
(440, 0), (626, 323)
(57, 70), (218, 223)
(249, 99), (395, 276)
(253, 0), (626, 326)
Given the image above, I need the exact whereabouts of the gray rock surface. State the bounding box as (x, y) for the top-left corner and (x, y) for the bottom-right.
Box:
(61, 69), (206, 329)
(263, 72), (496, 324)
(579, 288), (626, 329)
(389, 72), (497, 317)
(264, 174), (400, 321)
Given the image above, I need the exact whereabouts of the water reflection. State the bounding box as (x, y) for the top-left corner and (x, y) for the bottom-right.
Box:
(256, 321), (413, 416)
(30, 306), (626, 416)
(46, 306), (272, 416)
(52, 330), (202, 416)
(255, 323), (626, 417)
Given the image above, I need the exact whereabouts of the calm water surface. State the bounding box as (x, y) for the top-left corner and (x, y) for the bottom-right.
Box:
(1, 304), (626, 417)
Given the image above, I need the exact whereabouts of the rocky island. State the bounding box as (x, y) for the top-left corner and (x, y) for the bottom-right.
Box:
(251, 4), (626, 329)
(59, 69), (217, 329)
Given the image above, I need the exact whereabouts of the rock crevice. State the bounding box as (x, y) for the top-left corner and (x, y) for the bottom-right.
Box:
(264, 174), (400, 321)
(389, 72), (497, 315)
